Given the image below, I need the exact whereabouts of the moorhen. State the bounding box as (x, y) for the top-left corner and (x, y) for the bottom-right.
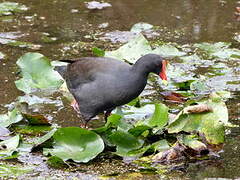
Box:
(55, 54), (167, 126)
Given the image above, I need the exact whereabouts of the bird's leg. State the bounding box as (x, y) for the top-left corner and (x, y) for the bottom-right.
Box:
(104, 109), (113, 122)
(80, 116), (90, 128)
(71, 99), (80, 113)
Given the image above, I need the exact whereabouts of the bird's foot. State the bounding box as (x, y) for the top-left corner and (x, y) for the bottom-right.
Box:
(71, 99), (80, 113)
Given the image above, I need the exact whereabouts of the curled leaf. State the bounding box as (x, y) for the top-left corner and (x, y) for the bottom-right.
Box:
(183, 104), (213, 114)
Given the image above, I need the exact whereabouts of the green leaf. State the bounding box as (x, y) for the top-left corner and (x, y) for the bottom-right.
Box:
(194, 42), (231, 53)
(153, 44), (186, 58)
(47, 127), (104, 163)
(94, 114), (131, 133)
(194, 42), (240, 59)
(167, 94), (228, 144)
(152, 139), (170, 152)
(0, 109), (23, 128)
(190, 80), (210, 93)
(0, 135), (20, 158)
(128, 125), (151, 137)
(0, 2), (28, 16)
(109, 130), (144, 157)
(92, 47), (105, 57)
(123, 104), (155, 122)
(32, 128), (57, 148)
(0, 163), (33, 178)
(147, 103), (169, 129)
(105, 34), (152, 63)
(130, 22), (153, 33)
(179, 135), (207, 151)
(15, 53), (64, 94)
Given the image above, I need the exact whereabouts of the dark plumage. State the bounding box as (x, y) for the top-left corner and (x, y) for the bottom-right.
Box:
(55, 54), (167, 126)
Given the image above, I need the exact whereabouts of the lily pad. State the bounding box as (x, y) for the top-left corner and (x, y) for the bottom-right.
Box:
(109, 130), (144, 157)
(0, 135), (20, 158)
(47, 127), (104, 163)
(130, 22), (153, 33)
(105, 34), (152, 63)
(0, 2), (28, 16)
(147, 103), (169, 129)
(0, 127), (11, 140)
(0, 163), (33, 178)
(153, 44), (186, 58)
(15, 53), (64, 94)
(123, 104), (155, 122)
(32, 128), (57, 148)
(167, 93), (228, 144)
(0, 109), (23, 128)
(194, 42), (240, 59)
(179, 135), (207, 154)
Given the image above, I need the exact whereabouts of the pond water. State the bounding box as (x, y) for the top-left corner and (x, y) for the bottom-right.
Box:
(0, 0), (240, 179)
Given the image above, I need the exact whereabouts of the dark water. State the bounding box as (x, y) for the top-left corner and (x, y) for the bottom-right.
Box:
(0, 0), (240, 179)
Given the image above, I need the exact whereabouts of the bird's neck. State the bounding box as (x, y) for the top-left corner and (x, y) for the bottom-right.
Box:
(132, 59), (151, 78)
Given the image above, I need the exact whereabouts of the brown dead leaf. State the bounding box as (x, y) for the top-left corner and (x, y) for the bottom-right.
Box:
(161, 91), (186, 103)
(183, 104), (213, 114)
(23, 113), (51, 125)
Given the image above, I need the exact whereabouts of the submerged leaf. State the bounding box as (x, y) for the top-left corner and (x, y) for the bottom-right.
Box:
(22, 113), (50, 125)
(0, 2), (28, 16)
(15, 53), (63, 94)
(47, 127), (104, 163)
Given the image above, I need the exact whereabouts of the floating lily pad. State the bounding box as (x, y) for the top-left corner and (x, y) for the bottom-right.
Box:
(0, 135), (20, 158)
(168, 93), (228, 144)
(0, 109), (23, 128)
(123, 104), (155, 122)
(32, 128), (57, 148)
(47, 127), (104, 163)
(179, 135), (208, 154)
(15, 53), (64, 94)
(147, 103), (169, 129)
(153, 44), (186, 58)
(194, 42), (240, 59)
(0, 2), (28, 16)
(105, 34), (152, 63)
(131, 22), (153, 33)
(0, 127), (11, 140)
(0, 163), (33, 178)
(109, 130), (144, 157)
